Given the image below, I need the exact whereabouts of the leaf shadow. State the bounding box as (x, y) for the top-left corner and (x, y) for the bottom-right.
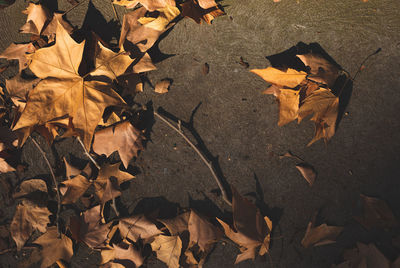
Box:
(132, 196), (181, 219)
(79, 0), (121, 44)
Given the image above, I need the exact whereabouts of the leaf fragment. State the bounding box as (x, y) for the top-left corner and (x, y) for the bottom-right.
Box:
(0, 43), (35, 72)
(154, 79), (170, 94)
(181, 0), (224, 24)
(354, 194), (398, 230)
(295, 163), (316, 186)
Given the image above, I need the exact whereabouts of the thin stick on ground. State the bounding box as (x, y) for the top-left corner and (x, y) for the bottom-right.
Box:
(63, 0), (88, 15)
(76, 137), (101, 170)
(76, 136), (119, 216)
(29, 136), (61, 235)
(154, 111), (232, 206)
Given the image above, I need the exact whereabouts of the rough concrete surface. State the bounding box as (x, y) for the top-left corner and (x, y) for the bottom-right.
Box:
(0, 0), (400, 267)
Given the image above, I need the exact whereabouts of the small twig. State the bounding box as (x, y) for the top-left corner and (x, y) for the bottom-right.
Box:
(63, 0), (88, 15)
(352, 48), (381, 81)
(111, 198), (119, 217)
(29, 137), (61, 235)
(154, 111), (232, 206)
(76, 137), (101, 170)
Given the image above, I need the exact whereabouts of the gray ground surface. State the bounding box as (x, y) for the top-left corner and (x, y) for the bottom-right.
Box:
(0, 0), (400, 267)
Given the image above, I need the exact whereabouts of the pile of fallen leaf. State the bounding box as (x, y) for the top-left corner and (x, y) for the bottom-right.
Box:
(0, 0), (398, 267)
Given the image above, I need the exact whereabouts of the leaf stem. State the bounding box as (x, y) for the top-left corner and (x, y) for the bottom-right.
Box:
(76, 136), (101, 170)
(110, 0), (121, 25)
(154, 111), (232, 206)
(63, 0), (88, 15)
(29, 136), (61, 235)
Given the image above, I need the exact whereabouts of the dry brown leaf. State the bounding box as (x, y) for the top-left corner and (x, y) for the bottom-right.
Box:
(120, 6), (180, 52)
(158, 211), (190, 235)
(13, 179), (47, 199)
(119, 214), (162, 242)
(93, 121), (144, 169)
(298, 88), (339, 146)
(251, 67), (307, 88)
(181, 0), (225, 24)
(154, 80), (170, 94)
(5, 74), (40, 111)
(20, 3), (51, 35)
(354, 194), (398, 230)
(70, 205), (112, 248)
(301, 221), (343, 248)
(10, 199), (51, 250)
(101, 242), (144, 267)
(13, 22), (126, 150)
(297, 53), (340, 88)
(113, 0), (176, 11)
(41, 13), (74, 37)
(61, 162), (133, 205)
(90, 43), (135, 80)
(277, 89), (299, 126)
(333, 242), (392, 268)
(217, 186), (272, 264)
(34, 226), (73, 268)
(151, 234), (182, 268)
(95, 163), (135, 206)
(0, 43), (35, 72)
(296, 163), (317, 186)
(188, 210), (222, 251)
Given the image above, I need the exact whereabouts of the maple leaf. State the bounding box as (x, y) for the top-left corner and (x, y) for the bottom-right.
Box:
(10, 199), (51, 250)
(101, 242), (144, 267)
(151, 234), (182, 268)
(120, 6), (180, 53)
(113, 0), (176, 11)
(301, 221), (343, 248)
(33, 226), (73, 268)
(118, 214), (162, 243)
(181, 0), (225, 25)
(0, 43), (35, 72)
(217, 186), (272, 264)
(61, 162), (134, 206)
(251, 66), (340, 145)
(93, 121), (144, 169)
(70, 205), (112, 248)
(297, 53), (340, 88)
(353, 194), (398, 230)
(13, 22), (127, 149)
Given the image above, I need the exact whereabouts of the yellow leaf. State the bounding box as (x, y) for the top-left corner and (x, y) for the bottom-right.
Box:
(251, 67), (307, 88)
(277, 89), (299, 126)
